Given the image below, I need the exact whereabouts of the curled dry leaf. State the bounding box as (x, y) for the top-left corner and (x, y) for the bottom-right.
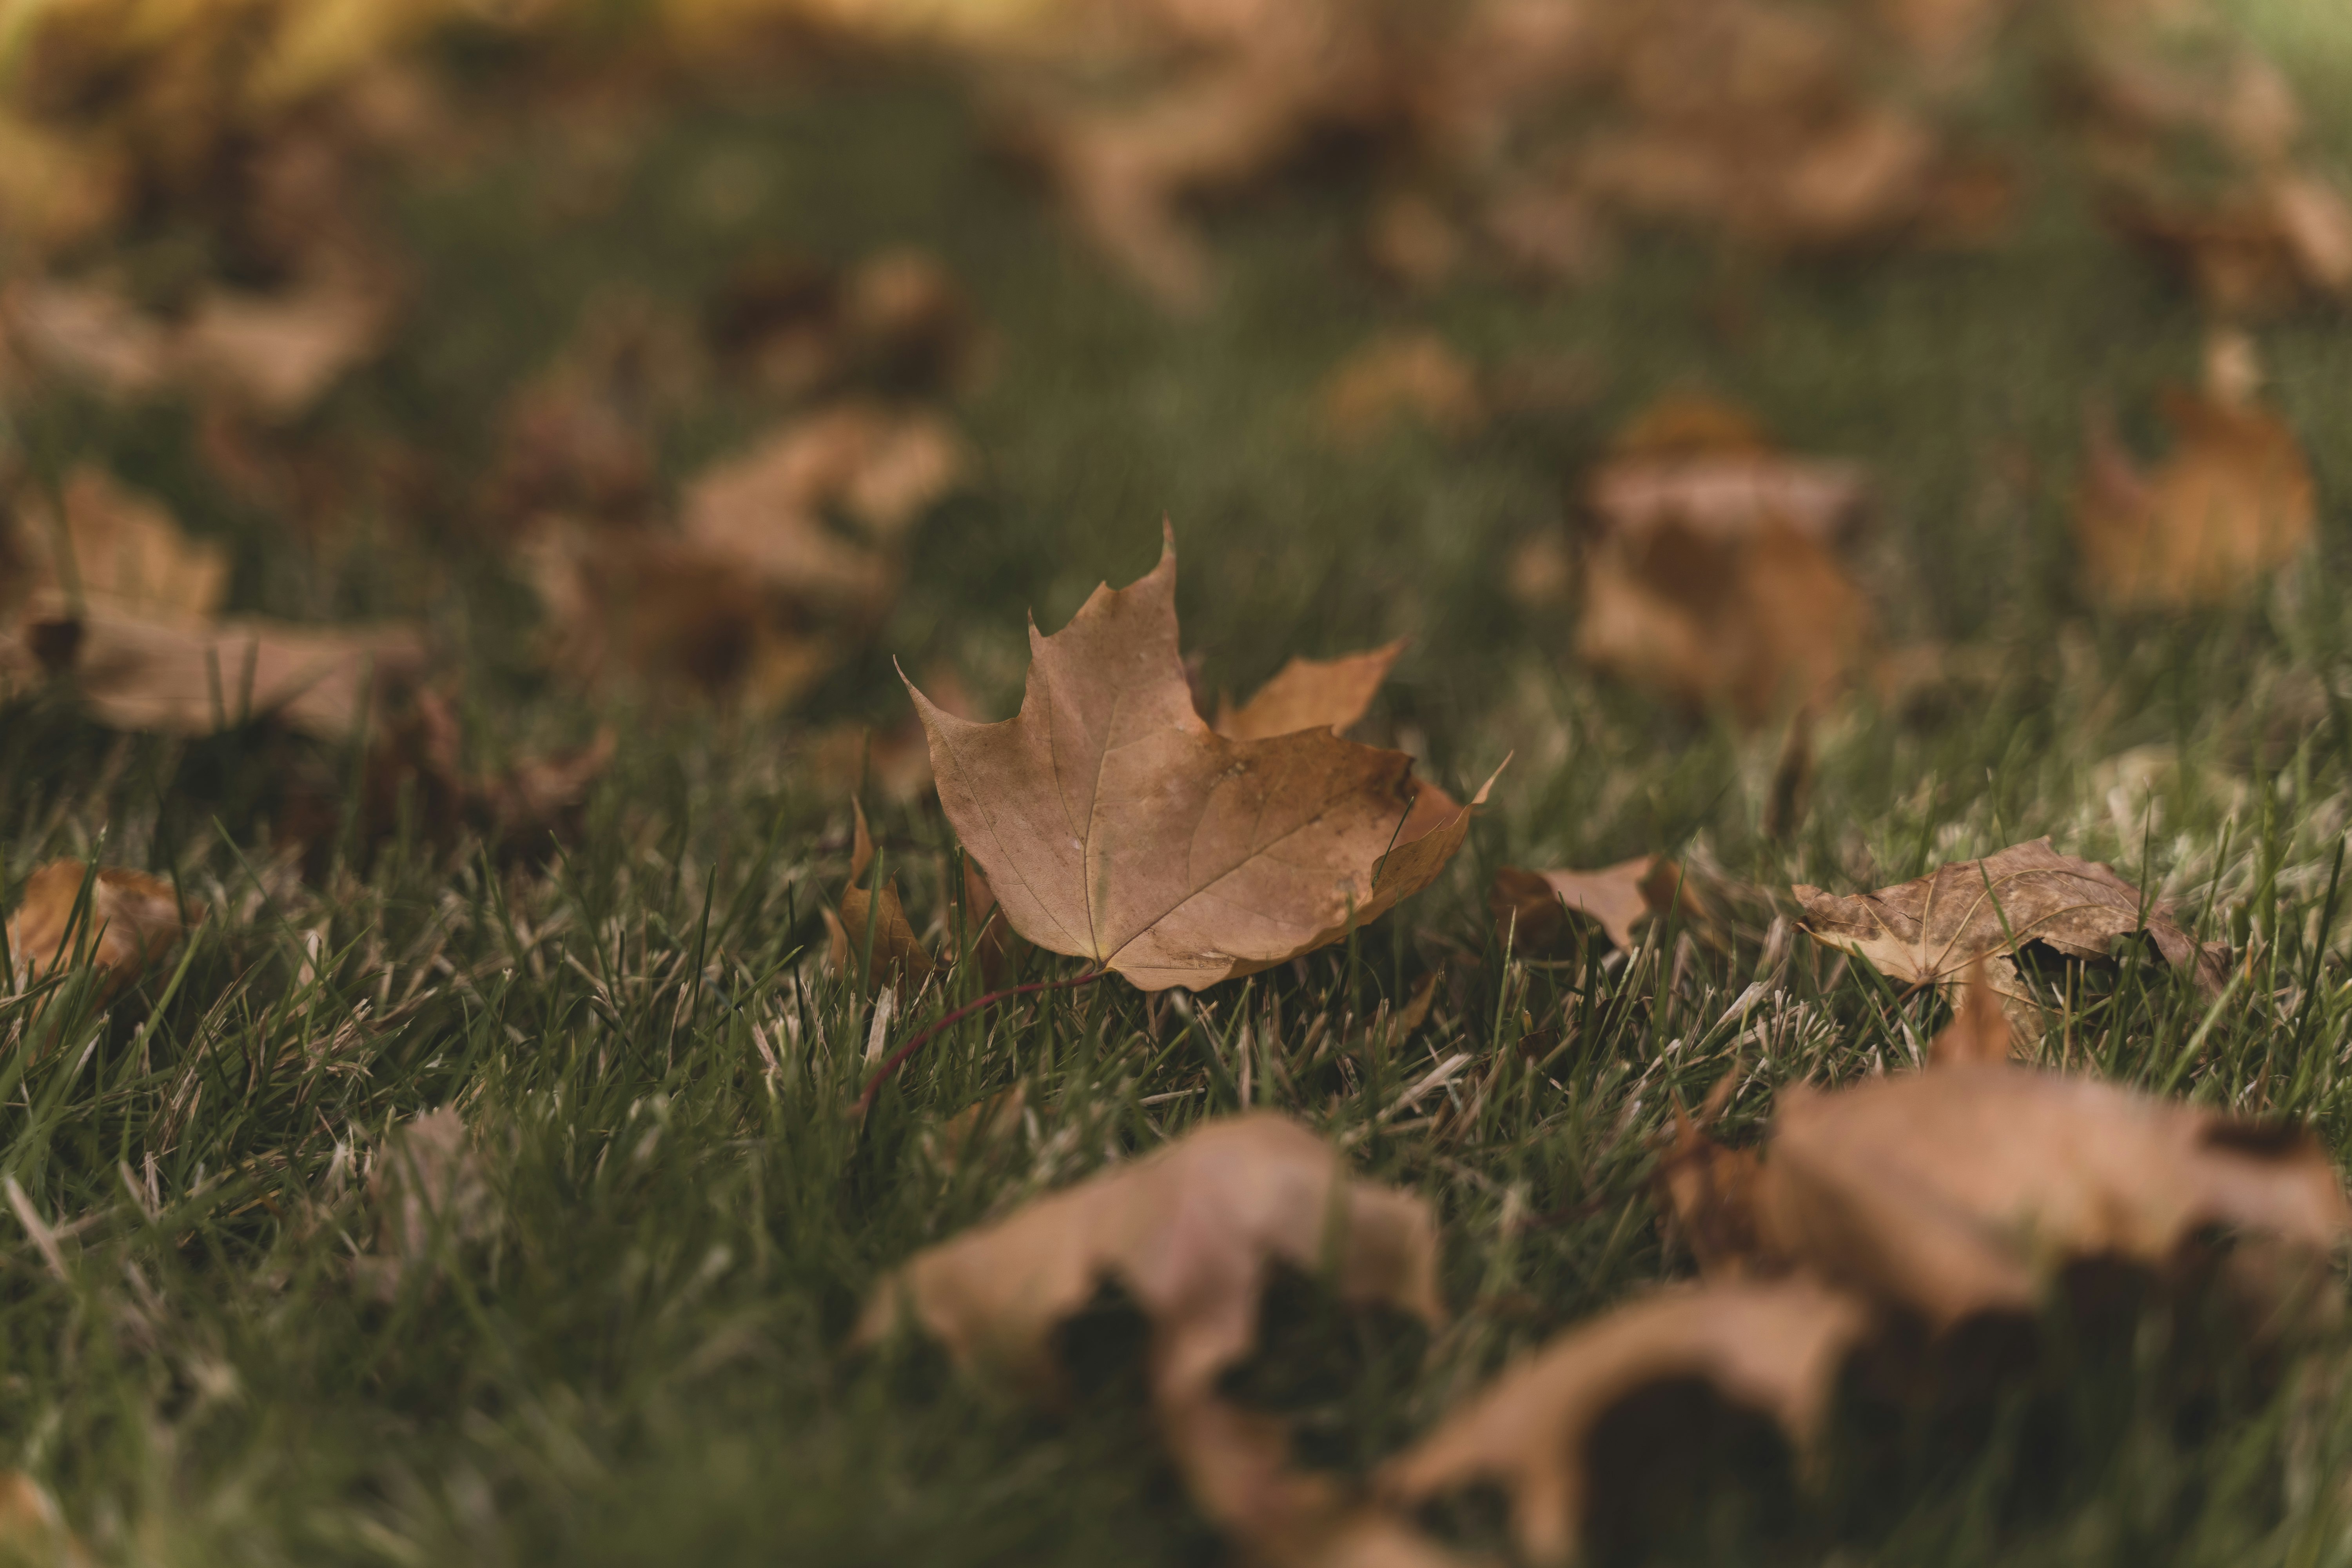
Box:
(15, 603), (427, 742)
(5, 465), (230, 623)
(859, 1112), (1445, 1549)
(0, 278), (173, 401)
(706, 245), (985, 400)
(0, 468), (425, 740)
(910, 531), (1494, 991)
(355, 1107), (497, 1301)
(2075, 373), (2314, 610)
(528, 403), (965, 709)
(1574, 397), (1873, 726)
(174, 267), (397, 421)
(1379, 1278), (1871, 1567)
(1793, 836), (2229, 1021)
(824, 800), (936, 996)
(1212, 641), (1403, 742)
(5, 860), (200, 1004)
(1759, 1063), (2352, 1330)
(1490, 855), (1703, 954)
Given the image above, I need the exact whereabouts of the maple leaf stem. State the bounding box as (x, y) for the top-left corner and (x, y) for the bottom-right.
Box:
(855, 969), (1108, 1119)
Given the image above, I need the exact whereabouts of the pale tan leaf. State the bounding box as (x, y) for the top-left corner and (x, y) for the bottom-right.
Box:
(1489, 855), (1698, 953)
(1316, 334), (1483, 444)
(354, 1107), (497, 1301)
(7, 466), (230, 623)
(1379, 1279), (1871, 1566)
(859, 1112), (1444, 1547)
(910, 530), (1491, 991)
(21, 601), (426, 741)
(1792, 836), (2228, 997)
(2075, 383), (2315, 610)
(175, 271), (396, 421)
(1757, 1064), (2352, 1328)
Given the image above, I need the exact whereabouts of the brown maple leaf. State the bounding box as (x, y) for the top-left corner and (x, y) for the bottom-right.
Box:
(6, 860), (201, 1005)
(1573, 396), (1874, 726)
(1490, 855), (1705, 954)
(858, 1112), (1444, 1551)
(1792, 837), (2229, 1018)
(1378, 1278), (1871, 1566)
(2074, 341), (2314, 610)
(824, 800), (936, 997)
(908, 531), (1493, 991)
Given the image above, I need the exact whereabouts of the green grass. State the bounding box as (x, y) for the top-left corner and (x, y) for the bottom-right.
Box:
(13, 8), (2352, 1562)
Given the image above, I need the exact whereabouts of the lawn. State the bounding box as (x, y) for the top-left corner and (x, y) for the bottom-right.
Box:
(9, 1), (2352, 1563)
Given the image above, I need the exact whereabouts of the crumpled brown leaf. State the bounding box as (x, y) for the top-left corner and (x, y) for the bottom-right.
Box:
(1574, 396), (1874, 725)
(174, 267), (398, 422)
(858, 1112), (1445, 1551)
(1378, 1278), (1871, 1567)
(909, 530), (1494, 991)
(5, 860), (200, 1005)
(4, 465), (230, 623)
(1758, 1063), (2351, 1330)
(525, 401), (966, 709)
(824, 800), (936, 996)
(1, 467), (426, 740)
(1793, 837), (2230, 1023)
(354, 1106), (497, 1301)
(2075, 339), (2314, 609)
(1490, 855), (1703, 953)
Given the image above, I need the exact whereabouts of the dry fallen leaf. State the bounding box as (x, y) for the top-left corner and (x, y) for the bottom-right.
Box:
(1758, 1063), (2352, 1330)
(1574, 397), (1874, 724)
(1793, 837), (2229, 1021)
(0, 278), (173, 401)
(1379, 1278), (1871, 1566)
(355, 1106), (497, 1301)
(1316, 334), (1484, 445)
(824, 800), (937, 996)
(859, 1112), (1445, 1549)
(1212, 641), (1404, 742)
(5, 465), (230, 623)
(5, 860), (200, 1005)
(1490, 855), (1702, 954)
(2075, 357), (2315, 609)
(909, 531), (1493, 991)
(16, 601), (427, 742)
(1929, 958), (2012, 1066)
(175, 268), (397, 421)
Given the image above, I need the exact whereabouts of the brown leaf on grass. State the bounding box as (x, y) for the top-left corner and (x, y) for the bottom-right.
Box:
(5, 860), (200, 1004)
(1212, 641), (1404, 742)
(1316, 334), (1483, 445)
(1758, 1064), (2352, 1329)
(5, 466), (230, 623)
(1378, 1278), (1871, 1566)
(15, 601), (426, 742)
(174, 269), (397, 421)
(858, 1112), (1444, 1550)
(1792, 837), (2229, 1016)
(909, 530), (1494, 991)
(2075, 356), (2315, 610)
(0, 278), (172, 401)
(354, 1107), (497, 1301)
(1490, 856), (1701, 953)
(526, 403), (965, 709)
(1575, 397), (1874, 726)
(824, 801), (936, 996)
